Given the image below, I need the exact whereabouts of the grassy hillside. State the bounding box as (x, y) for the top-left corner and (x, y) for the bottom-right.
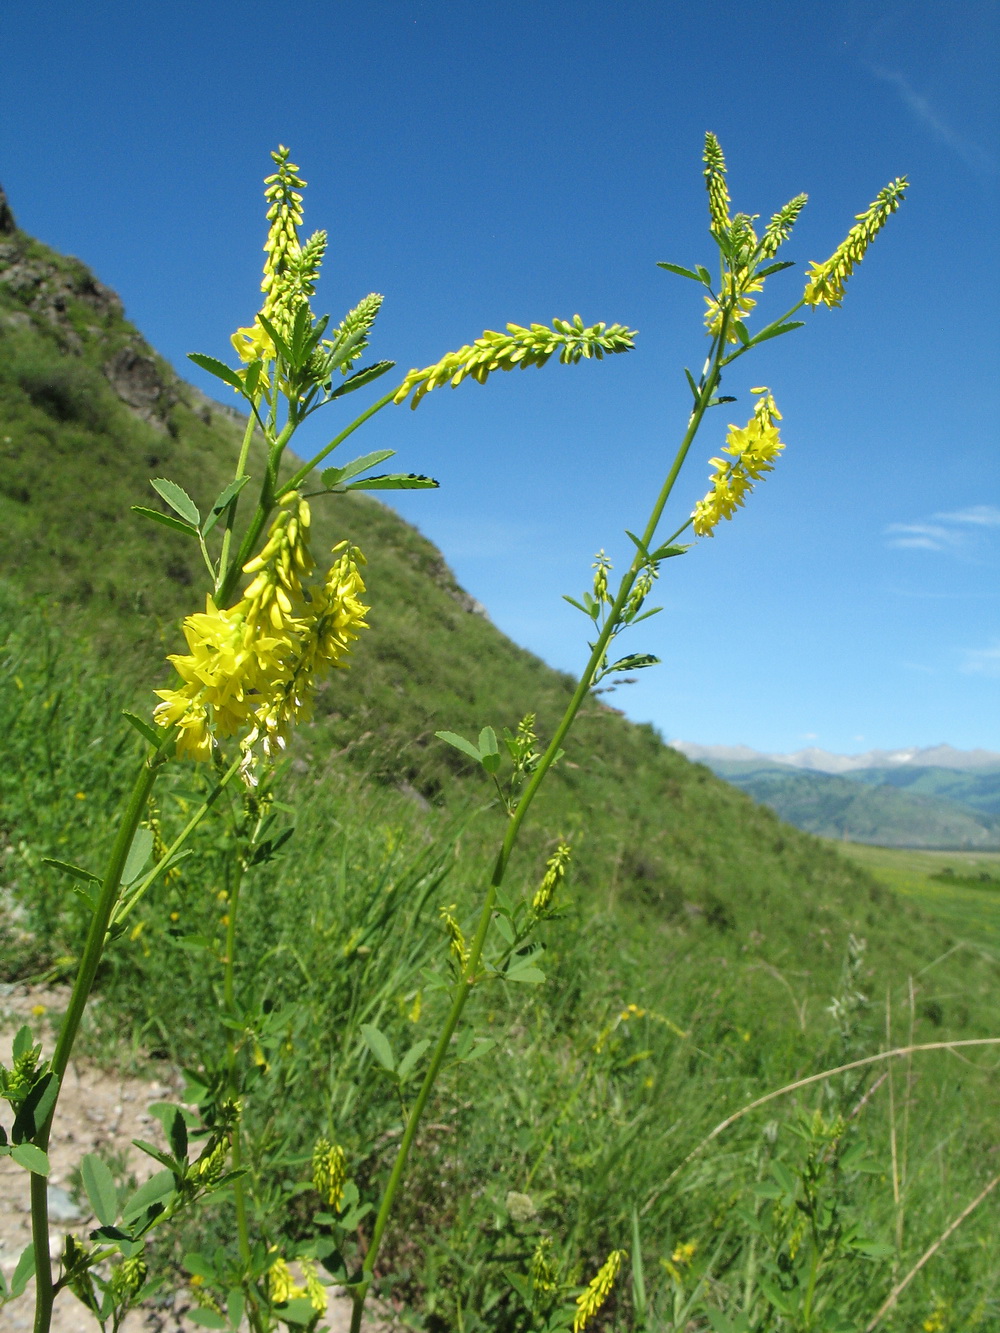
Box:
(3, 206), (1000, 1330)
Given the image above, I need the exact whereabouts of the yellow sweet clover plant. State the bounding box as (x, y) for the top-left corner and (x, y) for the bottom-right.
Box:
(0, 133), (908, 1333)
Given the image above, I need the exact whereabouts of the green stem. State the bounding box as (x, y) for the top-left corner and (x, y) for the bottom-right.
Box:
(111, 756), (242, 928)
(223, 864), (253, 1269)
(217, 414), (260, 597)
(217, 419), (297, 606)
(31, 750), (165, 1333)
(349, 332), (730, 1333)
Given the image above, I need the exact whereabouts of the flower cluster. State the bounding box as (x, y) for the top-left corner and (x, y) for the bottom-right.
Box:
(154, 494), (368, 768)
(703, 271), (765, 343)
(267, 1254), (326, 1312)
(573, 1249), (626, 1332)
(532, 842), (571, 916)
(231, 147), (327, 365)
(393, 316), (637, 408)
(804, 176), (908, 308)
(312, 1137), (348, 1211)
(692, 389), (784, 537)
(703, 131), (732, 239)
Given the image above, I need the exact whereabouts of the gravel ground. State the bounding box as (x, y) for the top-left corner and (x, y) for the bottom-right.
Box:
(1, 984), (386, 1332)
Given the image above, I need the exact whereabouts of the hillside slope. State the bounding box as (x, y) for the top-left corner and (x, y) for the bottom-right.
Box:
(0, 184), (974, 972)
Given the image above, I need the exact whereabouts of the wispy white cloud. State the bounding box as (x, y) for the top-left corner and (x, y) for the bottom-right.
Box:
(886, 507), (1000, 555)
(884, 522), (961, 552)
(961, 643), (1000, 678)
(934, 505), (1000, 527)
(870, 66), (996, 174)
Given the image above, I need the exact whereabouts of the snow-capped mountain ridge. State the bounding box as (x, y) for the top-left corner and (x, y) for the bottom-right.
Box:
(670, 741), (1000, 774)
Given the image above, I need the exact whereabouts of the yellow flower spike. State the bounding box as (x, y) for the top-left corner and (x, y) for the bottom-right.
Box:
(312, 1137), (348, 1211)
(804, 176), (908, 308)
(703, 132), (732, 239)
(573, 1249), (626, 1332)
(692, 391), (784, 537)
(532, 842), (572, 915)
(267, 1254), (303, 1306)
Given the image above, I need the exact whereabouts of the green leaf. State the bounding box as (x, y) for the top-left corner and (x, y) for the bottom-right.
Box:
(42, 856), (101, 884)
(11, 1143), (49, 1175)
(328, 359), (395, 399)
(747, 320), (805, 347)
(435, 731), (483, 764)
(562, 595), (589, 614)
(277, 1297), (319, 1325)
(81, 1153), (119, 1226)
(345, 473), (439, 491)
(122, 1169), (175, 1223)
(121, 710), (163, 749)
(168, 1108), (188, 1162)
(732, 320), (750, 347)
(493, 914), (515, 945)
(695, 265), (714, 286)
(256, 312), (293, 363)
(506, 955), (546, 984)
(227, 1289), (246, 1329)
(10, 1243), (35, 1298)
(360, 1023), (395, 1072)
(187, 353), (246, 394)
(656, 260), (703, 281)
(321, 450), (396, 488)
(684, 367), (700, 401)
(188, 1310), (228, 1330)
(461, 1038), (496, 1062)
(184, 1252), (219, 1281)
(122, 828), (154, 887)
(756, 260), (795, 278)
(201, 474), (251, 537)
(149, 478), (200, 527)
(12, 1025), (34, 1062)
(396, 1039), (431, 1083)
(607, 653), (660, 673)
(649, 542), (690, 561)
(478, 725), (500, 773)
(131, 505), (199, 536)
(12, 1071), (58, 1143)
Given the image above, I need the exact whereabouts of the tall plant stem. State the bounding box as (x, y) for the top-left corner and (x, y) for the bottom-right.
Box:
(31, 749), (166, 1333)
(349, 337), (729, 1333)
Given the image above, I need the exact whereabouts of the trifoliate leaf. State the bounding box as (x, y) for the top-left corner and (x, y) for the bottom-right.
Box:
(149, 478), (200, 527)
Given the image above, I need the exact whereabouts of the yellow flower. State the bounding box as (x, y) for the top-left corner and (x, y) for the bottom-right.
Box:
(154, 497), (369, 768)
(692, 390), (784, 537)
(312, 1137), (348, 1211)
(573, 1250), (626, 1332)
(804, 177), (907, 308)
(532, 842), (572, 915)
(267, 1255), (301, 1306)
(703, 273), (764, 343)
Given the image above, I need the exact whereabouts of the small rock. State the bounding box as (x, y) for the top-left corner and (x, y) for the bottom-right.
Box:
(47, 1184), (83, 1224)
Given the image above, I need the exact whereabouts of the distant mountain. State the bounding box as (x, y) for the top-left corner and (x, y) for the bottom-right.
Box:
(670, 743), (1000, 849)
(671, 741), (1000, 774)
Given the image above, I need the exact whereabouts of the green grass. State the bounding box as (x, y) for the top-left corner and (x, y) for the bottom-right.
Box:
(833, 841), (1000, 952)
(3, 218), (1000, 1331)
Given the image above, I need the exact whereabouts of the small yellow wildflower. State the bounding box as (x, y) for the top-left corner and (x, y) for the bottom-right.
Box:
(923, 1294), (949, 1332)
(703, 273), (764, 343)
(671, 1240), (697, 1266)
(573, 1249), (626, 1332)
(692, 390), (784, 537)
(31, 1004), (46, 1018)
(530, 1236), (558, 1295)
(267, 1254), (301, 1306)
(74, 792), (86, 800)
(439, 905), (470, 970)
(532, 842), (571, 915)
(312, 1137), (348, 1211)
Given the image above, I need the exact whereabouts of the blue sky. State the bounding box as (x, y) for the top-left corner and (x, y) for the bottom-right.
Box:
(3, 1), (998, 754)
